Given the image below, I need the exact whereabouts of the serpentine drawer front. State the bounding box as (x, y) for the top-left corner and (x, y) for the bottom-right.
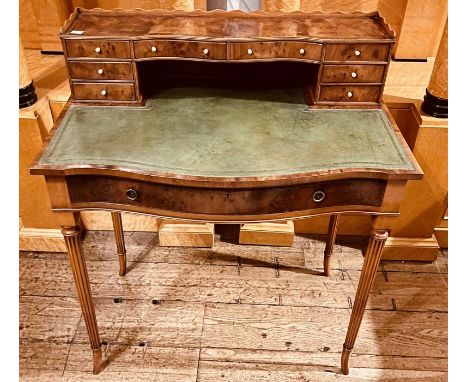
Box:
(66, 175), (387, 216)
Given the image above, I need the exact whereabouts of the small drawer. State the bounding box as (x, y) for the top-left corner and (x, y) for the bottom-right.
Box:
(321, 64), (386, 83)
(68, 61), (133, 80)
(324, 44), (389, 62)
(65, 39), (131, 59)
(230, 41), (322, 61)
(72, 82), (135, 101)
(134, 40), (227, 60)
(319, 85), (381, 103)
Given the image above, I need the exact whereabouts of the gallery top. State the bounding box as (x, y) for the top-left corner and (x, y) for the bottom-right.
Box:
(61, 8), (395, 42)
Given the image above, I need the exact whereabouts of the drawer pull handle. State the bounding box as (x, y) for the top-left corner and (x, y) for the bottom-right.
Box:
(299, 48), (305, 55)
(247, 48), (254, 55)
(151, 46), (157, 53)
(354, 50), (361, 56)
(313, 191), (325, 203)
(203, 48), (209, 55)
(351, 71), (357, 78)
(100, 89), (108, 96)
(97, 68), (104, 75)
(126, 188), (138, 201)
(94, 47), (101, 53)
(347, 91), (353, 98)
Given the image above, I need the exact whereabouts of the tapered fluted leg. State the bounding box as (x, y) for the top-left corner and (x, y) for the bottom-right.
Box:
(111, 212), (127, 276)
(341, 229), (388, 375)
(323, 214), (339, 277)
(62, 225), (106, 375)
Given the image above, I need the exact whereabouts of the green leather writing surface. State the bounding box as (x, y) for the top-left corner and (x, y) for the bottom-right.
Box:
(39, 88), (416, 177)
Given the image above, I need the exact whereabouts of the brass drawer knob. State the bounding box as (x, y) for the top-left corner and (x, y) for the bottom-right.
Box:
(354, 50), (361, 56)
(313, 190), (325, 203)
(97, 68), (104, 75)
(247, 48), (254, 55)
(94, 47), (101, 53)
(126, 188), (138, 201)
(203, 48), (209, 55)
(351, 71), (357, 78)
(100, 89), (108, 96)
(151, 46), (157, 53)
(347, 91), (353, 98)
(299, 48), (305, 55)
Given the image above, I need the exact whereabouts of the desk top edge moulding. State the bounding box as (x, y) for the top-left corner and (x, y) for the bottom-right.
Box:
(29, 7), (423, 376)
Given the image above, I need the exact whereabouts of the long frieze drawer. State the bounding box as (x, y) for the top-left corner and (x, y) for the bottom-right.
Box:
(66, 175), (386, 216)
(230, 41), (322, 61)
(134, 40), (227, 60)
(324, 44), (389, 62)
(321, 64), (386, 83)
(72, 83), (135, 101)
(68, 61), (133, 80)
(319, 85), (381, 103)
(65, 39), (131, 59)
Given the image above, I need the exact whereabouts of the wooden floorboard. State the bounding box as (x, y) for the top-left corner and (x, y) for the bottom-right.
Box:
(19, 230), (448, 381)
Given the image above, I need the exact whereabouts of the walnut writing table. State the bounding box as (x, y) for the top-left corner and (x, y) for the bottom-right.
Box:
(30, 8), (423, 376)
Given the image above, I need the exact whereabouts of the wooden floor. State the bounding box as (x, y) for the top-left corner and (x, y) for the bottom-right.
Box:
(19, 227), (448, 381)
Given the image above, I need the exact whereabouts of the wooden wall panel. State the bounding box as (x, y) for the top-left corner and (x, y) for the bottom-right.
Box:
(19, 100), (58, 230)
(30, 0), (73, 52)
(72, 1), (205, 11)
(390, 113), (447, 238)
(262, 0), (300, 12)
(19, 0), (41, 49)
(300, 0), (379, 13)
(393, 0), (447, 59)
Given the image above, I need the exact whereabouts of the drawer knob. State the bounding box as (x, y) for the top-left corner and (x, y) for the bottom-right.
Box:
(100, 89), (107, 96)
(151, 46), (157, 53)
(203, 48), (209, 55)
(126, 188), (138, 201)
(299, 48), (305, 55)
(354, 50), (361, 56)
(313, 191), (326, 203)
(94, 47), (101, 53)
(97, 68), (104, 75)
(347, 91), (353, 98)
(247, 48), (254, 55)
(351, 71), (358, 78)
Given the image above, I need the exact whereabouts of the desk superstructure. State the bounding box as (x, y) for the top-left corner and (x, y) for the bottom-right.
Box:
(61, 8), (394, 106)
(31, 8), (422, 376)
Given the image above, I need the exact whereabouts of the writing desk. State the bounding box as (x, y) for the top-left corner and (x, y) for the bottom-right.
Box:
(30, 8), (423, 375)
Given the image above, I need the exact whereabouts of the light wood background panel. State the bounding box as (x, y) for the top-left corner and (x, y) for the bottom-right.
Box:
(300, 0), (379, 12)
(20, 101), (57, 230)
(393, 0), (447, 59)
(262, 0), (300, 12)
(72, 0), (206, 10)
(390, 112), (448, 238)
(30, 0), (73, 51)
(19, 0), (41, 49)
